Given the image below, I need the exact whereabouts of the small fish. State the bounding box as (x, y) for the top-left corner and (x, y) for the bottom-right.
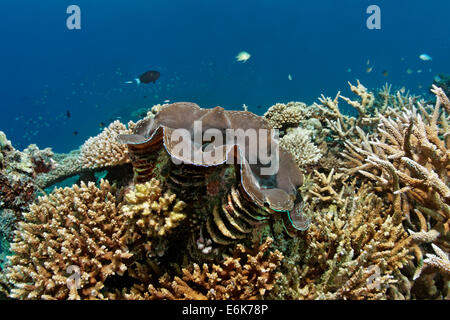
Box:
(419, 54), (432, 61)
(382, 70), (389, 76)
(434, 75), (442, 82)
(125, 70), (160, 84)
(73, 131), (78, 136)
(366, 59), (370, 65)
(418, 84), (423, 89)
(66, 111), (71, 118)
(236, 51), (251, 63)
(399, 87), (406, 94)
(164, 99), (170, 103)
(406, 68), (413, 75)
(417, 69), (422, 73)
(288, 74), (292, 81)
(400, 57), (405, 61)
(99, 122), (105, 128)
(256, 105), (264, 109)
(347, 68), (352, 73)
(143, 96), (147, 99)
(366, 66), (373, 73)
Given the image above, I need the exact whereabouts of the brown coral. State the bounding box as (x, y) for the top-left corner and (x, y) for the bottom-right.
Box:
(80, 120), (133, 169)
(0, 180), (132, 300)
(279, 127), (322, 169)
(317, 81), (450, 298)
(264, 101), (312, 131)
(271, 182), (412, 300)
(120, 178), (187, 257)
(110, 237), (283, 300)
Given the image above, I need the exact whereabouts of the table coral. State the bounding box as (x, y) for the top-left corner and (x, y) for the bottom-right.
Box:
(0, 180), (132, 299)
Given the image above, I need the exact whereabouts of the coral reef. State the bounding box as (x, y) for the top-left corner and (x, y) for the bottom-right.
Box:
(0, 180), (132, 299)
(312, 81), (450, 299)
(80, 120), (134, 169)
(0, 132), (57, 252)
(279, 127), (322, 170)
(263, 101), (313, 132)
(34, 151), (84, 189)
(432, 74), (450, 97)
(270, 182), (412, 299)
(108, 237), (283, 300)
(1, 82), (447, 301)
(120, 178), (187, 258)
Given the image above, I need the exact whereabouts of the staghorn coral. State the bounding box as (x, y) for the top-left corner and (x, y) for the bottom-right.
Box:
(0, 180), (133, 300)
(120, 178), (187, 257)
(342, 86), (449, 238)
(300, 168), (350, 208)
(270, 182), (412, 300)
(80, 120), (134, 169)
(317, 81), (449, 298)
(279, 127), (322, 170)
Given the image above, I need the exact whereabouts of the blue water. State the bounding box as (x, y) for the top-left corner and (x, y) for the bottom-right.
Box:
(0, 0), (449, 153)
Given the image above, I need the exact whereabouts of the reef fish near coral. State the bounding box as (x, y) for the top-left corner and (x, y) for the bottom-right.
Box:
(419, 53), (432, 61)
(236, 51), (251, 63)
(125, 70), (160, 84)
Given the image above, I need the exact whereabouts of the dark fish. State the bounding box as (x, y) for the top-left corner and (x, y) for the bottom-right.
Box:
(73, 131), (78, 136)
(125, 70), (160, 84)
(99, 122), (105, 128)
(66, 111), (71, 118)
(143, 96), (147, 99)
(256, 105), (264, 109)
(139, 70), (160, 84)
(382, 70), (389, 76)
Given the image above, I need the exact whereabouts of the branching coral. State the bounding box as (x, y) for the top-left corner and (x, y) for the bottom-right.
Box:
(300, 169), (350, 207)
(80, 120), (134, 169)
(264, 101), (313, 131)
(342, 87), (449, 240)
(279, 128), (322, 169)
(111, 237), (283, 300)
(0, 180), (132, 300)
(317, 81), (450, 298)
(271, 183), (412, 300)
(120, 178), (187, 257)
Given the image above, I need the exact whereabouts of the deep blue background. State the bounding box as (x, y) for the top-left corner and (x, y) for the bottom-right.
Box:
(0, 0), (449, 152)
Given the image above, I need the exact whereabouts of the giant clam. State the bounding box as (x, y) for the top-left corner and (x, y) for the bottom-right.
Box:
(117, 102), (309, 250)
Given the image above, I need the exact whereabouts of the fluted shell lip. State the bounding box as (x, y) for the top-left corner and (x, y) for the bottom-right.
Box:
(118, 102), (304, 212)
(116, 117), (160, 145)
